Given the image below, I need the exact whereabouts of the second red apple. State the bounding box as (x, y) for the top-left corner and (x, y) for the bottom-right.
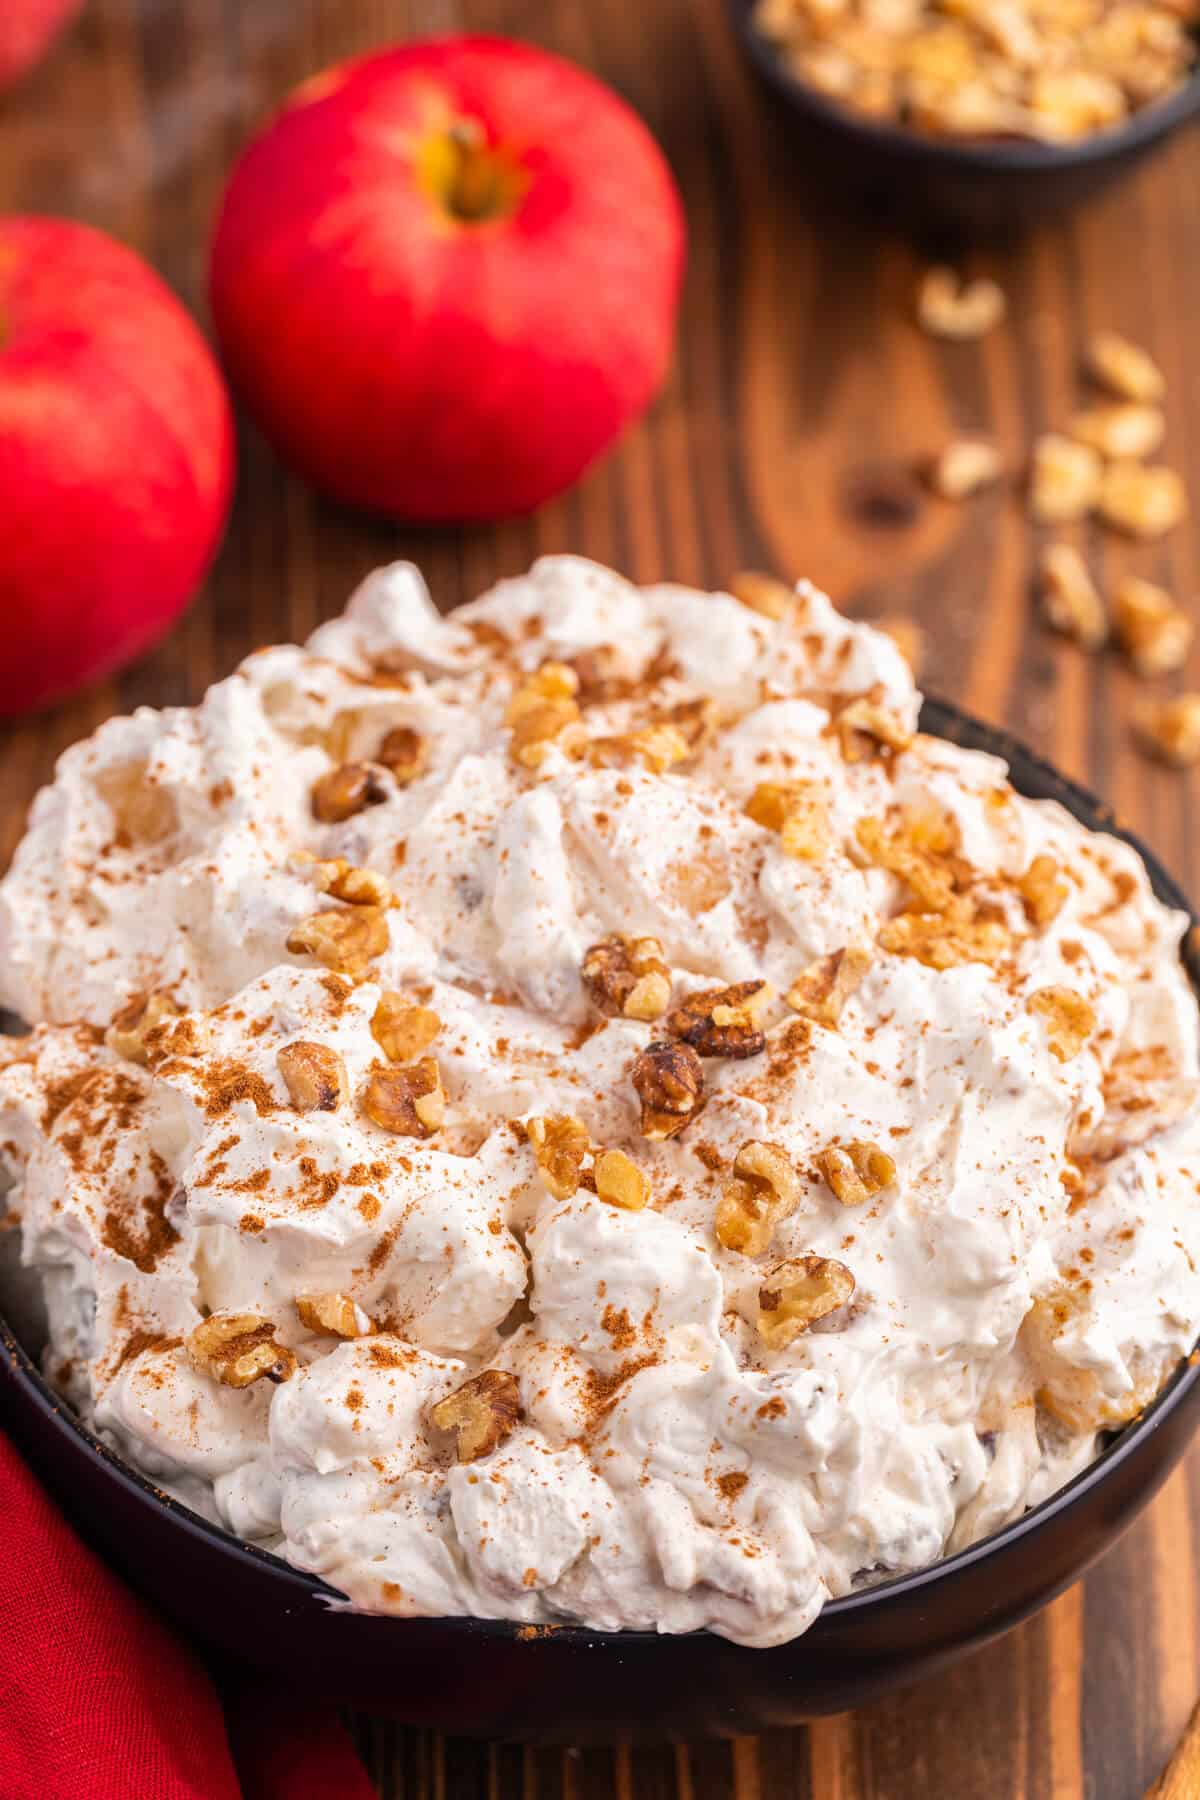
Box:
(210, 35), (686, 523)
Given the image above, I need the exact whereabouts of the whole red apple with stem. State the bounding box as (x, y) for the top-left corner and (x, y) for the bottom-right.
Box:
(0, 218), (235, 716)
(0, 0), (84, 91)
(210, 35), (686, 523)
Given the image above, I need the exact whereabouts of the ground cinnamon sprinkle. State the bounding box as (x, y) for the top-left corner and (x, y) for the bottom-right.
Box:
(198, 1061), (278, 1119)
(580, 1352), (660, 1428)
(113, 1328), (181, 1376)
(101, 1148), (179, 1273)
(717, 1471), (749, 1500)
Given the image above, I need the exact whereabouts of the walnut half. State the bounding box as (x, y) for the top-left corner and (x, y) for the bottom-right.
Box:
(295, 1292), (374, 1339)
(277, 1041), (348, 1112)
(715, 1141), (801, 1257)
(665, 981), (769, 1059)
(581, 935), (671, 1021)
(106, 991), (184, 1066)
(527, 1114), (590, 1200)
(430, 1369), (522, 1462)
(815, 1140), (896, 1207)
(187, 1313), (297, 1388)
(593, 1149), (651, 1212)
(631, 1040), (704, 1139)
(287, 906), (389, 980)
(359, 1059), (445, 1137)
(757, 1256), (856, 1349)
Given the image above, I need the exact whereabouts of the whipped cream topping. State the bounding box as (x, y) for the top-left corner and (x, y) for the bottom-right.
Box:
(1, 556), (1197, 1647)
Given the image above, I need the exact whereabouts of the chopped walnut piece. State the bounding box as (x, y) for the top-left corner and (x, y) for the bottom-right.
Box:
(1136, 694), (1200, 766)
(277, 1041), (348, 1112)
(311, 761), (387, 823)
(106, 991), (184, 1065)
(623, 722), (692, 774)
(370, 992), (441, 1063)
(566, 645), (625, 703)
(1087, 330), (1165, 404)
(834, 694), (914, 762)
(1068, 403), (1165, 461)
(506, 664), (583, 769)
(1017, 855), (1069, 928)
(757, 1255), (856, 1349)
(296, 1292), (374, 1338)
(1030, 434), (1103, 524)
(359, 1058), (445, 1137)
(855, 812), (961, 912)
(1028, 986), (1097, 1060)
(1039, 544), (1107, 650)
(95, 762), (178, 847)
(816, 1139), (897, 1206)
(430, 1369), (522, 1462)
(786, 945), (871, 1026)
(1112, 576), (1193, 676)
(878, 905), (1011, 969)
(661, 696), (720, 754)
(928, 438), (1003, 500)
(631, 1040), (704, 1139)
(187, 1313), (296, 1388)
(917, 268), (1006, 340)
(716, 1141), (802, 1256)
(594, 1149), (651, 1211)
(744, 779), (830, 861)
(311, 859), (392, 907)
(879, 617), (925, 675)
(376, 726), (428, 784)
(1030, 67), (1126, 137)
(666, 981), (769, 1059)
(527, 1115), (591, 1200)
(287, 906), (389, 980)
(581, 935), (672, 1021)
(728, 570), (795, 621)
(1098, 462), (1187, 539)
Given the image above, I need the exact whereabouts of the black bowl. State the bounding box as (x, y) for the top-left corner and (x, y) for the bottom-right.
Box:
(727, 0), (1200, 232)
(2, 698), (1199, 1741)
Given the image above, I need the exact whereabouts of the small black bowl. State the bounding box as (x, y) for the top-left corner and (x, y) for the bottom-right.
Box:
(727, 0), (1200, 232)
(1, 698), (1199, 1741)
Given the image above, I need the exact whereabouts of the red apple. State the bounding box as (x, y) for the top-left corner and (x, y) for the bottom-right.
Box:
(209, 35), (686, 523)
(0, 218), (235, 716)
(0, 0), (84, 91)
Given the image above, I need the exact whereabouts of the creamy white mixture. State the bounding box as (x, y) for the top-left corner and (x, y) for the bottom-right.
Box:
(1, 557), (1198, 1648)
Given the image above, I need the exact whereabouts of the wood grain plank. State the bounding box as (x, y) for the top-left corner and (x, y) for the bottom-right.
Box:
(4, 3), (1200, 1797)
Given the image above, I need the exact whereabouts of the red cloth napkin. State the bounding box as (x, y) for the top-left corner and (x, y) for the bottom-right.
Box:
(0, 1431), (377, 1800)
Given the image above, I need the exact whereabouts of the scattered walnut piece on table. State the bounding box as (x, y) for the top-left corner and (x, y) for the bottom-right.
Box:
(631, 1040), (704, 1140)
(1039, 544), (1107, 650)
(665, 981), (770, 1059)
(371, 992), (442, 1062)
(1068, 403), (1165, 461)
(106, 991), (184, 1066)
(594, 1149), (651, 1212)
(728, 570), (796, 621)
(581, 934), (672, 1021)
(716, 1141), (802, 1256)
(296, 1292), (374, 1339)
(311, 761), (387, 823)
(815, 1139), (897, 1206)
(1031, 435), (1103, 524)
(1087, 330), (1165, 404)
(1136, 695), (1200, 766)
(786, 946), (872, 1026)
(277, 1040), (348, 1112)
(757, 1255), (856, 1349)
(917, 268), (1006, 340)
(430, 1369), (522, 1462)
(1027, 986), (1097, 1060)
(359, 1058), (445, 1137)
(1112, 576), (1193, 676)
(1098, 461), (1187, 539)
(376, 726), (428, 784)
(187, 1313), (296, 1388)
(928, 438), (1003, 500)
(526, 1114), (590, 1200)
(287, 906), (389, 980)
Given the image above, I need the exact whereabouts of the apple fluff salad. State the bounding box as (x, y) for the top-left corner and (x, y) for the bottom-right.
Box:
(2, 557), (1200, 1648)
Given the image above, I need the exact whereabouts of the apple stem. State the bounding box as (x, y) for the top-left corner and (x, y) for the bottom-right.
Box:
(445, 119), (507, 223)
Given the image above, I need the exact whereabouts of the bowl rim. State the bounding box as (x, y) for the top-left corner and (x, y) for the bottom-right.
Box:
(726, 0), (1200, 174)
(3, 693), (1199, 1649)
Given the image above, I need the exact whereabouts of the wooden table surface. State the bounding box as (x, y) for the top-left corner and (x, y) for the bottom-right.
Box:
(5, 1), (1200, 1794)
